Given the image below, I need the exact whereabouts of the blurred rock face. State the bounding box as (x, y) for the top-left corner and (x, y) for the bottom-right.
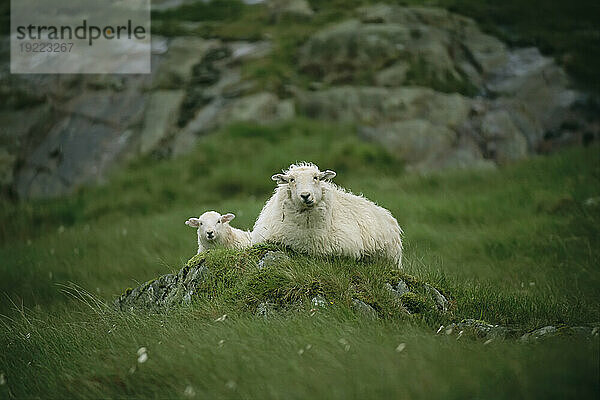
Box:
(0, 4), (595, 199)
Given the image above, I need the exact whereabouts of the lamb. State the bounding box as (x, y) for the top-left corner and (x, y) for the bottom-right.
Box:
(251, 162), (403, 267)
(185, 211), (251, 254)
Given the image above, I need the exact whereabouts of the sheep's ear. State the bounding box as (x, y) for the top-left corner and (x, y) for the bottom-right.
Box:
(319, 170), (336, 181)
(271, 173), (289, 184)
(221, 213), (235, 223)
(185, 218), (200, 228)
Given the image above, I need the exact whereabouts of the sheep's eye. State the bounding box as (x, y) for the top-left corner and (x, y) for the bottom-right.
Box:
(313, 176), (318, 180)
(217, 220), (221, 224)
(200, 222), (203, 226)
(289, 178), (295, 182)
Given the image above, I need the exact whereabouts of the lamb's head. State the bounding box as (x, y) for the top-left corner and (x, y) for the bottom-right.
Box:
(272, 162), (336, 208)
(185, 211), (235, 242)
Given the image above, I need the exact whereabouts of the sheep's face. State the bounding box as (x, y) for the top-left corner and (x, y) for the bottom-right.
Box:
(272, 164), (336, 208)
(185, 211), (235, 242)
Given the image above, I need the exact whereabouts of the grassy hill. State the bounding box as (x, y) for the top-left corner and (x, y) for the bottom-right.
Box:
(1, 120), (599, 398)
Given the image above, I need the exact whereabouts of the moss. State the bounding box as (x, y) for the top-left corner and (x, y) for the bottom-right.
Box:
(400, 292), (430, 314)
(186, 254), (206, 268)
(404, 56), (478, 96)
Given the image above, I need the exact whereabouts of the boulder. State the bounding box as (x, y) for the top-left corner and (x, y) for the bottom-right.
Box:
(15, 116), (133, 198)
(480, 109), (528, 163)
(152, 37), (219, 89)
(0, 148), (16, 187)
(295, 86), (471, 127)
(486, 47), (580, 133)
(138, 90), (186, 154)
(219, 92), (294, 123)
(351, 299), (378, 319)
(114, 254), (209, 312)
(267, 0), (314, 22)
(359, 120), (456, 167)
(299, 5), (506, 90)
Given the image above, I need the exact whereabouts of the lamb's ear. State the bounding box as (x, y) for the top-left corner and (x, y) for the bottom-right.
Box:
(221, 213), (235, 223)
(185, 218), (200, 228)
(319, 170), (336, 181)
(271, 173), (289, 184)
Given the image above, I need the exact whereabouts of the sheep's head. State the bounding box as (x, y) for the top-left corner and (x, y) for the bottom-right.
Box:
(185, 211), (235, 242)
(272, 163), (336, 208)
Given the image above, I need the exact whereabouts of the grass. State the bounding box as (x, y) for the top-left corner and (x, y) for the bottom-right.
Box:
(0, 120), (599, 398)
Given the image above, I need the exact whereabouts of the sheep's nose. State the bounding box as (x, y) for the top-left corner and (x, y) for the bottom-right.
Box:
(207, 231), (214, 237)
(300, 192), (311, 201)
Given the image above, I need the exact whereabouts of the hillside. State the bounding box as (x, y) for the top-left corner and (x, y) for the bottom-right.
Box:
(1, 1), (599, 398)
(1, 119), (599, 397)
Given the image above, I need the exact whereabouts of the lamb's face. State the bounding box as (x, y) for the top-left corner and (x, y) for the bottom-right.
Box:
(185, 211), (235, 242)
(272, 164), (336, 208)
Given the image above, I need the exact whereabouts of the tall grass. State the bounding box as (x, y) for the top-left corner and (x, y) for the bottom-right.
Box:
(0, 120), (598, 397)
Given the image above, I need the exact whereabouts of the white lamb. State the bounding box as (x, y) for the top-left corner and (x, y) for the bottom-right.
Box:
(185, 211), (251, 254)
(251, 162), (403, 267)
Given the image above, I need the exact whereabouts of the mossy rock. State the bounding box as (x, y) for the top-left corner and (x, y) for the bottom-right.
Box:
(114, 245), (452, 319)
(399, 292), (431, 314)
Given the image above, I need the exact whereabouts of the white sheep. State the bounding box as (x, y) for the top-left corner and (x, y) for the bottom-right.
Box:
(185, 211), (251, 254)
(251, 162), (403, 267)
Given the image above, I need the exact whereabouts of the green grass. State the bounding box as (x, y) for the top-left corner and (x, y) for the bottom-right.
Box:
(1, 120), (599, 398)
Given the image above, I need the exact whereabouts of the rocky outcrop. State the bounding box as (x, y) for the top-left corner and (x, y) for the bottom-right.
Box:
(1, 3), (596, 198)
(3, 36), (286, 198)
(114, 254), (208, 312)
(295, 4), (594, 171)
(267, 0), (313, 22)
(114, 249), (598, 344)
(441, 319), (600, 343)
(114, 248), (450, 317)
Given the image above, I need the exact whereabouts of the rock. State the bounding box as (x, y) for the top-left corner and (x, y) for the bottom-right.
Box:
(114, 254), (208, 311)
(583, 197), (600, 208)
(445, 319), (520, 340)
(359, 120), (456, 169)
(13, 84), (148, 198)
(60, 89), (147, 129)
(153, 37), (219, 89)
(0, 148), (16, 187)
(0, 105), (53, 153)
(311, 295), (327, 308)
(375, 63), (410, 87)
(257, 251), (290, 269)
(351, 298), (377, 319)
(299, 5), (503, 90)
(519, 325), (600, 343)
(395, 279), (410, 296)
(15, 116), (134, 198)
(172, 98), (226, 156)
(487, 47), (580, 134)
(296, 86), (471, 127)
(256, 301), (275, 317)
(424, 284), (449, 312)
(412, 133), (495, 172)
(480, 109), (528, 163)
(229, 41), (273, 64)
(519, 326), (558, 342)
(384, 279), (410, 298)
(219, 92), (295, 124)
(138, 90), (186, 154)
(299, 20), (411, 84)
(267, 0), (314, 22)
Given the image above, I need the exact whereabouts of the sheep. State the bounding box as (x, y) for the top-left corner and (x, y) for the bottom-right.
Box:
(251, 162), (403, 267)
(185, 211), (251, 254)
